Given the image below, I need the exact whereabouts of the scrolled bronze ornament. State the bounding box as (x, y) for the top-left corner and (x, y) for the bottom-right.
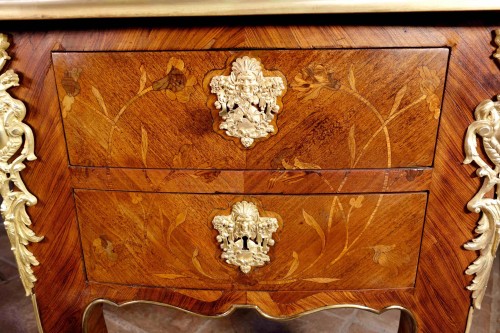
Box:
(209, 56), (285, 148)
(0, 33), (43, 296)
(463, 30), (500, 313)
(494, 28), (500, 60)
(212, 201), (278, 273)
(463, 96), (500, 310)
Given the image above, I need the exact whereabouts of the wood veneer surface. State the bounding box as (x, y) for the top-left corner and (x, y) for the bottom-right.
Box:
(69, 167), (433, 193)
(3, 13), (498, 332)
(76, 190), (426, 291)
(53, 49), (448, 170)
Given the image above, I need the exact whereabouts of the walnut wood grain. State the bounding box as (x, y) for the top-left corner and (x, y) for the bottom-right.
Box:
(2, 12), (498, 332)
(69, 166), (432, 193)
(53, 49), (447, 170)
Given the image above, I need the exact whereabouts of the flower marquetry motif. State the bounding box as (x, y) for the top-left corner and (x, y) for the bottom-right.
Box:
(209, 56), (285, 148)
(212, 201), (278, 273)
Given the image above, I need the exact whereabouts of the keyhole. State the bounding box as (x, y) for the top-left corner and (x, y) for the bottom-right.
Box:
(242, 236), (249, 250)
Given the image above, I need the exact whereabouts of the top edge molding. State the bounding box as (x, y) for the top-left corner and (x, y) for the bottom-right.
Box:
(0, 0), (499, 20)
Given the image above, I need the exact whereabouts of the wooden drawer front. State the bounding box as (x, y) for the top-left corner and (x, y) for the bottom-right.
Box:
(54, 49), (448, 169)
(75, 190), (426, 291)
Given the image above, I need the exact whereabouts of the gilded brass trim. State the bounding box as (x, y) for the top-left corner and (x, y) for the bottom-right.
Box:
(0, 33), (43, 296)
(465, 306), (474, 333)
(82, 298), (417, 333)
(463, 94), (500, 309)
(212, 200), (279, 273)
(463, 30), (500, 310)
(209, 56), (285, 148)
(31, 294), (44, 333)
(494, 29), (500, 60)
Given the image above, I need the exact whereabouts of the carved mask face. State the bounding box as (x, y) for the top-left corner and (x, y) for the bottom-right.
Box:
(235, 73), (258, 100)
(231, 201), (259, 239)
(212, 200), (279, 273)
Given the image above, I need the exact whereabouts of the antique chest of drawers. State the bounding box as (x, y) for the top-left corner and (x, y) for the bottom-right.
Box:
(0, 6), (499, 333)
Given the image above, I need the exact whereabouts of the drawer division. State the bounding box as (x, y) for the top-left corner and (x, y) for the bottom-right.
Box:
(75, 190), (427, 291)
(53, 49), (448, 170)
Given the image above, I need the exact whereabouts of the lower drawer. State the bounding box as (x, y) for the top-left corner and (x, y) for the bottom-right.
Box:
(75, 190), (426, 291)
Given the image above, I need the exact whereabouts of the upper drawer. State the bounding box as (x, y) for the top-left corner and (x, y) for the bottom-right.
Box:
(53, 48), (448, 169)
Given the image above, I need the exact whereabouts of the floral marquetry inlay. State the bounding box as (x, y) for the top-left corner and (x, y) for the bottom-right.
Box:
(58, 57), (198, 167)
(209, 56), (285, 148)
(152, 57), (196, 103)
(290, 63), (340, 101)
